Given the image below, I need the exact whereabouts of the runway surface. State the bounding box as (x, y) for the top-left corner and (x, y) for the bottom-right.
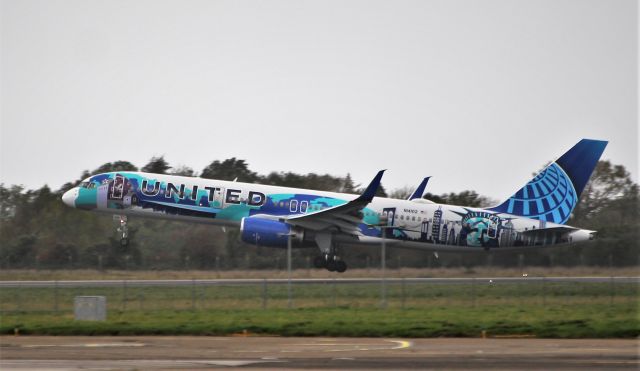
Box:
(1, 336), (637, 370)
(1, 276), (638, 288)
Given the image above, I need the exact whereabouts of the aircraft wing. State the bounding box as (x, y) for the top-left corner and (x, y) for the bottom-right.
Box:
(284, 170), (385, 234)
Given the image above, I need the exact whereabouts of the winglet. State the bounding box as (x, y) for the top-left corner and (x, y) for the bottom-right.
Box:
(408, 177), (431, 200)
(358, 170), (386, 202)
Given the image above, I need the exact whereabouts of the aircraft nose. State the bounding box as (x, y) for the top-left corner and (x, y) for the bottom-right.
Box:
(62, 188), (78, 207)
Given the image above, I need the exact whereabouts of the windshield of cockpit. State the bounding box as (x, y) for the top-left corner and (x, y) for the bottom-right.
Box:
(78, 179), (97, 189)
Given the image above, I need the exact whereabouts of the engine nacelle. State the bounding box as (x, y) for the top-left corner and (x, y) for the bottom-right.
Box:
(240, 217), (304, 248)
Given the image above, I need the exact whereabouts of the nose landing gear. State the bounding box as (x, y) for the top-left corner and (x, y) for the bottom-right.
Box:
(117, 215), (129, 247)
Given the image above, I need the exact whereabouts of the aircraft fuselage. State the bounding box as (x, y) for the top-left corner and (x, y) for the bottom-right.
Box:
(62, 171), (593, 252)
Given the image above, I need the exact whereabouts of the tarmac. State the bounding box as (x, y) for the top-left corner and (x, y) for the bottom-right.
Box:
(1, 336), (638, 370)
(1, 276), (637, 288)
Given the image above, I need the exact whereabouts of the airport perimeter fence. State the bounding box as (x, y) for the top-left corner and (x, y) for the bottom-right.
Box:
(0, 277), (638, 314)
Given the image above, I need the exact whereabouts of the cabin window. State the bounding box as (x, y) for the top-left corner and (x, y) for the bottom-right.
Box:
(290, 200), (298, 212)
(300, 200), (308, 213)
(279, 202), (284, 208)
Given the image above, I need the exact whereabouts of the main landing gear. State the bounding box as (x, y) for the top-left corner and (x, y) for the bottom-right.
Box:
(313, 255), (347, 273)
(313, 232), (347, 273)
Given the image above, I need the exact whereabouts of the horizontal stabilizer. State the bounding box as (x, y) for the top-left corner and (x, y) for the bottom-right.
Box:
(519, 226), (578, 235)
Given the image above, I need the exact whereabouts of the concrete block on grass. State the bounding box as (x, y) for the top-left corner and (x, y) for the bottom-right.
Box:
(74, 296), (106, 321)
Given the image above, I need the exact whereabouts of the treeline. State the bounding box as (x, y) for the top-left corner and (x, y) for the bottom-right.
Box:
(0, 158), (638, 270)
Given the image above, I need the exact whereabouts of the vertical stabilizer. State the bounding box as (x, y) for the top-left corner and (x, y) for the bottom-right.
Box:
(489, 139), (607, 224)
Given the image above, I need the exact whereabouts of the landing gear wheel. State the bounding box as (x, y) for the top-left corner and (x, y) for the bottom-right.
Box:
(116, 215), (130, 247)
(313, 256), (326, 269)
(335, 260), (347, 273)
(326, 259), (337, 272)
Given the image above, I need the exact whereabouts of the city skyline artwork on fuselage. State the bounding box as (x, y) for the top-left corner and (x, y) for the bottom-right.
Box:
(379, 206), (531, 249)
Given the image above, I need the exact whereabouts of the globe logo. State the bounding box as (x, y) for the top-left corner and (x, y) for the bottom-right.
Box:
(504, 163), (577, 224)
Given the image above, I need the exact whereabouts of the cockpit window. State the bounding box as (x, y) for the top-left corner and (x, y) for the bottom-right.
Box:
(79, 181), (96, 189)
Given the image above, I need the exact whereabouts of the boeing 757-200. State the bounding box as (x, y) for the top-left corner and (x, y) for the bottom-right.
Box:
(62, 139), (607, 272)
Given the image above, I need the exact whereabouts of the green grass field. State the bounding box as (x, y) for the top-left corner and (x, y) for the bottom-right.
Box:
(1, 281), (638, 338)
(2, 305), (638, 338)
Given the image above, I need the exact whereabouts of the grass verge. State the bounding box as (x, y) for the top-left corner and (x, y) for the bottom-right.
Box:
(2, 304), (638, 338)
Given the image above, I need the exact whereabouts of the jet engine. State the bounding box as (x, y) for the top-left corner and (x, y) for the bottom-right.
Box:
(240, 217), (304, 248)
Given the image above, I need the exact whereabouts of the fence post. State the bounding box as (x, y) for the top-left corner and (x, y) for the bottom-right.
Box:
(16, 282), (22, 313)
(287, 234), (292, 309)
(518, 254), (524, 275)
(122, 280), (127, 312)
(380, 228), (387, 309)
(191, 279), (196, 311)
(472, 278), (476, 308)
(332, 278), (336, 308)
(199, 283), (206, 310)
(215, 256), (220, 278)
(332, 277), (337, 308)
(610, 276), (615, 306)
(401, 278), (406, 309)
(262, 279), (267, 310)
(54, 280), (59, 313)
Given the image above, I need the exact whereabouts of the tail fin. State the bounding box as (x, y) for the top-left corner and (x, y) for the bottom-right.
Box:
(489, 139), (607, 224)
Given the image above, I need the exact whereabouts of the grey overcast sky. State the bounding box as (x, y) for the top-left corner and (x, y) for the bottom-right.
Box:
(1, 0), (637, 200)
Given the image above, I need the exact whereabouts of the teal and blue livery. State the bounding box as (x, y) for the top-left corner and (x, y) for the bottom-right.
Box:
(62, 139), (607, 272)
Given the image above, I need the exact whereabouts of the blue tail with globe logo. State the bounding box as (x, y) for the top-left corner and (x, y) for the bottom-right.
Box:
(489, 139), (608, 224)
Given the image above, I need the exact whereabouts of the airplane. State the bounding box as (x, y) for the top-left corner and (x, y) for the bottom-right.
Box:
(62, 139), (607, 273)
